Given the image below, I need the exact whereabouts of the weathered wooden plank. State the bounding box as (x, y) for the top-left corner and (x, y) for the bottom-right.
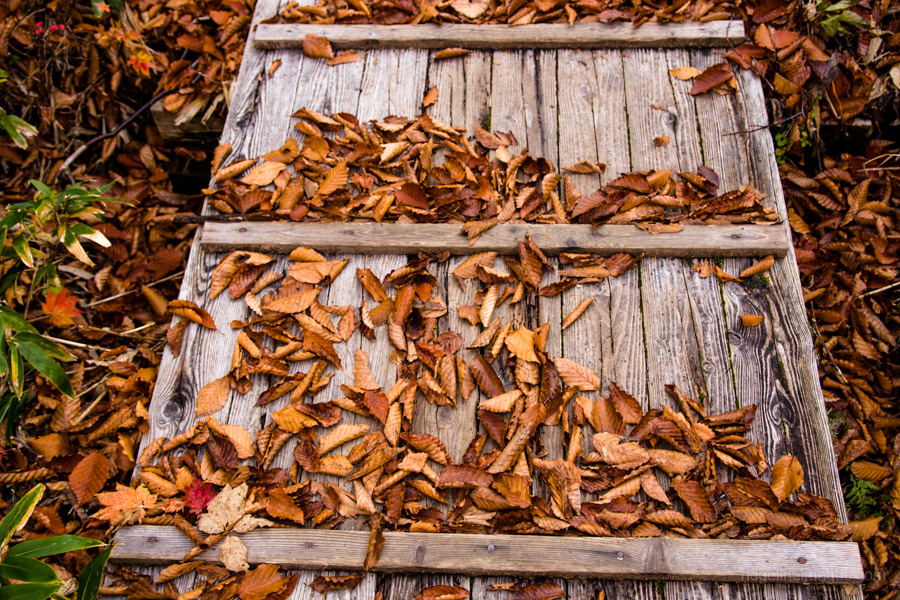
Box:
(689, 49), (856, 600)
(112, 527), (864, 584)
(200, 222), (788, 257)
(588, 51), (646, 410)
(710, 53), (847, 513)
(254, 21), (745, 50)
(417, 49), (489, 465)
(286, 570), (376, 600)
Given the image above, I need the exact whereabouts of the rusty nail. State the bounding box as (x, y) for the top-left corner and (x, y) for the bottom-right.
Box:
(797, 557), (807, 564)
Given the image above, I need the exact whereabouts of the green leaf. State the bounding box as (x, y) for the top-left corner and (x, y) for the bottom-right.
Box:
(28, 181), (54, 200)
(8, 343), (23, 398)
(0, 583), (62, 600)
(837, 10), (868, 28)
(14, 340), (73, 397)
(76, 545), (113, 600)
(0, 485), (45, 552)
(11, 236), (34, 269)
(14, 333), (73, 362)
(0, 556), (61, 583)
(824, 0), (855, 11)
(0, 307), (37, 334)
(8, 536), (104, 559)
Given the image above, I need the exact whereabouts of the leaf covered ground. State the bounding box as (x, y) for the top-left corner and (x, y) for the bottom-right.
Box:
(0, 0), (899, 598)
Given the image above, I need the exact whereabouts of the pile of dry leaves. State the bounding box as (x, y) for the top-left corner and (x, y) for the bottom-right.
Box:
(208, 108), (777, 240)
(100, 240), (849, 599)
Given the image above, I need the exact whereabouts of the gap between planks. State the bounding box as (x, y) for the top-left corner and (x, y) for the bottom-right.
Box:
(199, 222), (788, 257)
(111, 526), (864, 585)
(254, 21), (745, 50)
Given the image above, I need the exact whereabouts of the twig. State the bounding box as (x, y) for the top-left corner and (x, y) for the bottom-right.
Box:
(42, 334), (114, 352)
(71, 388), (107, 426)
(84, 270), (184, 307)
(57, 89), (173, 177)
(861, 280), (900, 298)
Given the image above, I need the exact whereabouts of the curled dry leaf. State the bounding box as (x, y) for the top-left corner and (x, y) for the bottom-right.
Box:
(301, 33), (334, 59)
(414, 585), (470, 600)
(770, 455), (804, 502)
(562, 298), (593, 330)
(423, 86), (439, 108)
(308, 574), (365, 593)
(741, 314), (764, 327)
(169, 300), (217, 330)
(433, 47), (471, 60)
(739, 255), (775, 278)
(669, 66), (702, 80)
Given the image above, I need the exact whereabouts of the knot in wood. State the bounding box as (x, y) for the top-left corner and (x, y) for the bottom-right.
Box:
(415, 544), (426, 564)
(161, 395), (185, 423)
(797, 557), (807, 564)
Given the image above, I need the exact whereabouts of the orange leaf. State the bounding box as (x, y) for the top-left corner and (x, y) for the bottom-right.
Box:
(415, 585), (470, 600)
(93, 484), (157, 525)
(42, 288), (82, 327)
(770, 455), (804, 502)
(69, 452), (110, 505)
(741, 314), (764, 327)
(301, 33), (334, 59)
(422, 86), (439, 108)
(739, 255), (774, 278)
(195, 375), (231, 417)
(238, 564), (286, 600)
(168, 299), (217, 330)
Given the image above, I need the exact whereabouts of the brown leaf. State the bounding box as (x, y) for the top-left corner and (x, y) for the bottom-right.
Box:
(240, 161), (286, 186)
(739, 255), (774, 278)
(415, 585), (470, 600)
(169, 300), (217, 330)
(509, 582), (565, 600)
(770, 455), (804, 502)
(671, 477), (716, 523)
(669, 66), (702, 80)
(69, 452), (110, 505)
(364, 516), (384, 571)
(308, 574), (365, 593)
(689, 63), (734, 95)
(327, 51), (362, 65)
(562, 298), (593, 330)
(436, 465), (493, 488)
(401, 433), (452, 465)
(238, 564), (286, 600)
(434, 47), (471, 60)
(653, 136), (670, 147)
(196, 375), (231, 417)
(471, 355), (505, 398)
(553, 357), (600, 391)
(741, 314), (764, 327)
(301, 33), (334, 59)
(563, 160), (605, 174)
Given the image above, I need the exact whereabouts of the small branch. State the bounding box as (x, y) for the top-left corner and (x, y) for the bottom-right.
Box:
(84, 270), (184, 308)
(861, 280), (900, 298)
(42, 334), (114, 352)
(57, 89), (173, 177)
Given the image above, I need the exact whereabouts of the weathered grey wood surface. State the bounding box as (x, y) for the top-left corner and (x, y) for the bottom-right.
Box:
(255, 21), (745, 50)
(200, 222), (789, 257)
(113, 526), (864, 585)
(122, 3), (859, 597)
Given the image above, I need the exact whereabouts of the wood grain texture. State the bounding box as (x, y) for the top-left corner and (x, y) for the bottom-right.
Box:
(255, 21), (746, 50)
(112, 526), (864, 584)
(200, 222), (789, 257)
(688, 48), (857, 600)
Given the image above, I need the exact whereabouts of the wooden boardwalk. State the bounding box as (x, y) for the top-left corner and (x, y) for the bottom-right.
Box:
(110, 1), (863, 598)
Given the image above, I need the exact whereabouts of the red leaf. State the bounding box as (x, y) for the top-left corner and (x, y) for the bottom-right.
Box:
(42, 288), (82, 327)
(185, 478), (216, 516)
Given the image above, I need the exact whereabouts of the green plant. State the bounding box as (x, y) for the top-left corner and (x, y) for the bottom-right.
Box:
(0, 181), (115, 436)
(774, 125), (810, 165)
(807, 0), (869, 39)
(0, 70), (37, 150)
(843, 472), (882, 518)
(0, 484), (110, 600)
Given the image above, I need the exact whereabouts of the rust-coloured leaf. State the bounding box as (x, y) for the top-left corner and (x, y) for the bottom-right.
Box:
(553, 357), (600, 391)
(770, 455), (804, 502)
(364, 516), (384, 571)
(739, 255), (774, 278)
(671, 477), (716, 523)
(309, 574), (365, 593)
(434, 47), (471, 60)
(169, 299), (217, 330)
(69, 452), (110, 505)
(415, 585), (470, 600)
(422, 86), (439, 108)
(239, 564), (285, 600)
(509, 582), (565, 600)
(562, 298), (593, 330)
(741, 314), (764, 327)
(195, 375), (231, 417)
(689, 62), (734, 95)
(301, 33), (334, 59)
